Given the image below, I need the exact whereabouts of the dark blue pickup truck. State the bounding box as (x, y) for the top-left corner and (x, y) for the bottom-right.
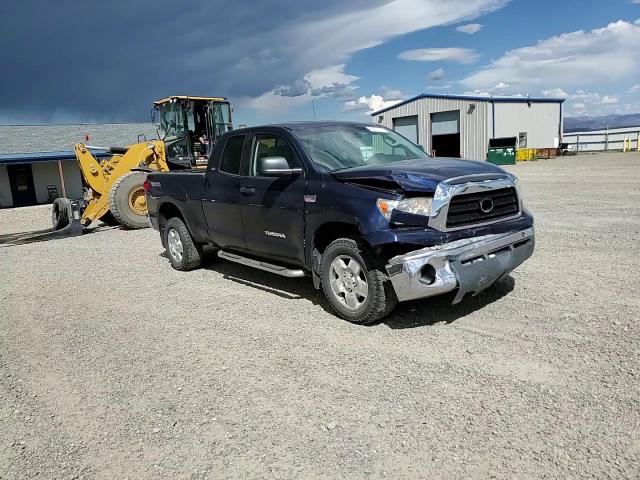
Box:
(145, 122), (534, 323)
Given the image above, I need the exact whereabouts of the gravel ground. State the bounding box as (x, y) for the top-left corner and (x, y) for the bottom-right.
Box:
(1, 152), (639, 479)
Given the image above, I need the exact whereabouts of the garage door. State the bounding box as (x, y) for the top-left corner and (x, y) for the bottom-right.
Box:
(431, 110), (460, 158)
(393, 116), (419, 145)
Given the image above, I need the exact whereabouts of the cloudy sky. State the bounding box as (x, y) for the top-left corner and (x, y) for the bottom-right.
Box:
(1, 0), (640, 125)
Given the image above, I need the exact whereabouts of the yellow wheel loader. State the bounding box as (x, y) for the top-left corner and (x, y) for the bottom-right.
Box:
(52, 96), (232, 231)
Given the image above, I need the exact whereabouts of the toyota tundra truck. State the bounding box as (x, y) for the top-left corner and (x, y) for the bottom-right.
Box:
(145, 122), (534, 324)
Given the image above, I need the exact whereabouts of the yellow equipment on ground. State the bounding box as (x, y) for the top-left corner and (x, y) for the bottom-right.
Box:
(516, 148), (537, 162)
(53, 96), (232, 230)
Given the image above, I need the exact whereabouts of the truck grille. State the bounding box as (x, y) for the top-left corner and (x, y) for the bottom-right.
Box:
(446, 187), (519, 228)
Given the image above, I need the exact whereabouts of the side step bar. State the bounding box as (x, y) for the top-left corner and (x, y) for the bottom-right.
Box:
(218, 251), (306, 278)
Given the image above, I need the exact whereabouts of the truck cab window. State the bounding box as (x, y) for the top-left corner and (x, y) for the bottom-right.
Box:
(218, 135), (246, 175)
(248, 134), (299, 176)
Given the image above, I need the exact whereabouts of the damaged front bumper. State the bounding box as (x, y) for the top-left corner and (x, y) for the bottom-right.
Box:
(385, 227), (535, 304)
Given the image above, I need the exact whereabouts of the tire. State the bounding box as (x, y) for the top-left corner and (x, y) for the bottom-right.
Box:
(163, 217), (202, 271)
(108, 171), (149, 229)
(52, 197), (71, 230)
(321, 238), (397, 324)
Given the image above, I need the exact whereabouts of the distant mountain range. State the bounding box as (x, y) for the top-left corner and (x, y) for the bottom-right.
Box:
(564, 113), (640, 133)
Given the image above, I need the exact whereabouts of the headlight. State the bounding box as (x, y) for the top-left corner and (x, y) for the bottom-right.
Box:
(376, 197), (432, 220)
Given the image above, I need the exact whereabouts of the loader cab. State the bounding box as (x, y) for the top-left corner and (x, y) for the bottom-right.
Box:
(154, 96), (233, 169)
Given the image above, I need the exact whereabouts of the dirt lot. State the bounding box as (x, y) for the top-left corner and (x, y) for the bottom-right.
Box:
(1, 153), (639, 479)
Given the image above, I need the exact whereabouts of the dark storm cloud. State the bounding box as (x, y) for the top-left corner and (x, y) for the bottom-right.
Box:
(273, 79), (311, 97)
(1, 0), (509, 122)
(0, 0), (379, 122)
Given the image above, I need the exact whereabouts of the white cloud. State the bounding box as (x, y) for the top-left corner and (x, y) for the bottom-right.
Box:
(563, 90), (628, 116)
(428, 68), (446, 80)
(379, 86), (405, 100)
(245, 0), (508, 112)
(305, 64), (359, 92)
(463, 90), (493, 97)
(629, 84), (640, 93)
(271, 64), (360, 98)
(601, 95), (620, 104)
(343, 95), (403, 114)
(242, 90), (313, 113)
(427, 84), (453, 91)
(456, 23), (483, 34)
(542, 88), (568, 98)
(570, 90), (619, 105)
(399, 47), (479, 63)
(494, 82), (510, 90)
(462, 20), (640, 92)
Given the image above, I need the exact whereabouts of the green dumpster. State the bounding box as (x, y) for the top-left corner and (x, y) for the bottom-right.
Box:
(487, 137), (517, 165)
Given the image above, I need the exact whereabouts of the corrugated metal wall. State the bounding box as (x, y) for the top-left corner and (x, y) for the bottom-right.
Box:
(377, 97), (490, 160)
(494, 102), (561, 148)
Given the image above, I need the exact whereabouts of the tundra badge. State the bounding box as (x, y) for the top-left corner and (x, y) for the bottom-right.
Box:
(264, 231), (286, 239)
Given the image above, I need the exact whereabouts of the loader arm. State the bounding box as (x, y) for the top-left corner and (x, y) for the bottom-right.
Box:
(75, 141), (169, 226)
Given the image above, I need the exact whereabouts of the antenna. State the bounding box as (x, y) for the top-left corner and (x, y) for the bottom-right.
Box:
(311, 98), (318, 122)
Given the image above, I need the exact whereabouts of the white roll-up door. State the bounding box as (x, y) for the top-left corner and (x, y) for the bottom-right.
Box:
(431, 110), (460, 135)
(393, 115), (419, 144)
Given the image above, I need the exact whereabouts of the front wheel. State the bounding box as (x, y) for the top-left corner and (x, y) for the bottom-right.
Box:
(321, 238), (397, 324)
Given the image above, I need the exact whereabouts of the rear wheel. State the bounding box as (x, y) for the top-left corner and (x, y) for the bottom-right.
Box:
(51, 197), (71, 230)
(108, 171), (149, 229)
(163, 217), (202, 271)
(321, 238), (397, 324)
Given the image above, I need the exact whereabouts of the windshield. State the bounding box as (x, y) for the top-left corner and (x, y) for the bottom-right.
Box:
(158, 101), (186, 140)
(295, 124), (428, 172)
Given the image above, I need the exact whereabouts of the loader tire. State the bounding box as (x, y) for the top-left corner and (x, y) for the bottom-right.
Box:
(52, 197), (71, 230)
(163, 217), (202, 271)
(108, 171), (149, 229)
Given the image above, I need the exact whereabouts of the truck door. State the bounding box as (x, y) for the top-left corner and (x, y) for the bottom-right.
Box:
(202, 134), (247, 249)
(239, 132), (306, 265)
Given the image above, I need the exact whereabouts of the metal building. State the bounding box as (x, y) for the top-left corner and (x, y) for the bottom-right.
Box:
(371, 93), (565, 160)
(0, 123), (157, 208)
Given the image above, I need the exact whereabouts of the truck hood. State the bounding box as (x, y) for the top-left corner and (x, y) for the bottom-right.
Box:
(331, 158), (508, 194)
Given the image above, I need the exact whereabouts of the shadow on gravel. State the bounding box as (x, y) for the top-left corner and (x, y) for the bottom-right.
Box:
(200, 253), (322, 303)
(381, 276), (515, 329)
(0, 224), (117, 246)
(192, 251), (516, 329)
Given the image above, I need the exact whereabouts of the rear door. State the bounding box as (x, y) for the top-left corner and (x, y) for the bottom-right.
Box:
(239, 131), (306, 264)
(202, 134), (247, 249)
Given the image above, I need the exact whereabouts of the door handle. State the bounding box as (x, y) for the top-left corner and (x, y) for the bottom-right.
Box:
(240, 186), (255, 195)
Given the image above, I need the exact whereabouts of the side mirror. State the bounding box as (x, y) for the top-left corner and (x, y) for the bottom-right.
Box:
(257, 156), (302, 177)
